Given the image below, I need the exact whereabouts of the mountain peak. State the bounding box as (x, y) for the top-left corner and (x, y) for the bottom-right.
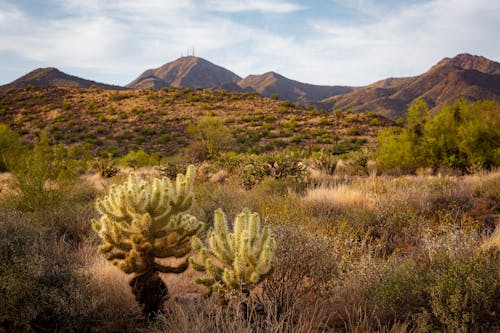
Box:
(326, 53), (500, 120)
(436, 53), (500, 75)
(1, 67), (124, 90)
(127, 56), (241, 89)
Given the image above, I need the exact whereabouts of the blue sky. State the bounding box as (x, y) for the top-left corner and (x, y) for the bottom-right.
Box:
(1, 0), (499, 86)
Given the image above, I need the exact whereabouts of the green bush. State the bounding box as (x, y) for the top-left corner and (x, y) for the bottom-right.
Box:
(118, 149), (159, 168)
(0, 124), (23, 172)
(377, 99), (500, 173)
(186, 117), (235, 161)
(428, 250), (500, 332)
(5, 133), (76, 211)
(365, 235), (500, 332)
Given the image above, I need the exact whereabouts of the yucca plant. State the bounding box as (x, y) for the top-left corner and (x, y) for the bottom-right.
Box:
(92, 166), (203, 317)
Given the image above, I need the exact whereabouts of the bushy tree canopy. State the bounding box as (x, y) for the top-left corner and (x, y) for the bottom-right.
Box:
(376, 99), (500, 172)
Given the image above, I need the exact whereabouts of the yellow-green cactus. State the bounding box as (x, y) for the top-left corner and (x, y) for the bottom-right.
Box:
(190, 208), (275, 296)
(92, 165), (203, 317)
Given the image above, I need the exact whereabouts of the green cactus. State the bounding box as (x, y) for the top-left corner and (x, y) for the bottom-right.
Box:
(92, 165), (203, 317)
(190, 208), (275, 298)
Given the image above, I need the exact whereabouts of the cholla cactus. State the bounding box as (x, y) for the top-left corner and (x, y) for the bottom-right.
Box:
(190, 208), (275, 297)
(92, 165), (203, 317)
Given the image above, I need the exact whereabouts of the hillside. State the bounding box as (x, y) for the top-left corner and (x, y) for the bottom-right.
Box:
(0, 67), (124, 91)
(127, 56), (242, 90)
(238, 71), (353, 104)
(0, 86), (391, 157)
(324, 53), (500, 119)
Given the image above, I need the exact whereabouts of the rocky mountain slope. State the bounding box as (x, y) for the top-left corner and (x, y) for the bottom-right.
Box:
(237, 71), (353, 104)
(0, 67), (124, 90)
(126, 56), (241, 90)
(323, 53), (500, 119)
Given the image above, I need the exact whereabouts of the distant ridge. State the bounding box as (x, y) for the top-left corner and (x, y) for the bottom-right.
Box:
(0, 67), (124, 90)
(238, 71), (353, 103)
(4, 53), (500, 114)
(324, 53), (500, 119)
(126, 56), (242, 89)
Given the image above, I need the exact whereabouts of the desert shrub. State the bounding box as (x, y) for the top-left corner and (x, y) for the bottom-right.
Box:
(309, 150), (338, 175)
(427, 249), (500, 332)
(192, 182), (257, 226)
(370, 198), (424, 255)
(5, 133), (76, 211)
(364, 229), (500, 332)
(186, 117), (235, 161)
(242, 150), (309, 189)
(263, 224), (337, 313)
(365, 258), (430, 325)
(0, 123), (23, 172)
(471, 172), (500, 212)
(118, 149), (159, 168)
(93, 154), (120, 178)
(340, 148), (373, 176)
(0, 212), (137, 332)
(157, 157), (193, 180)
(414, 177), (472, 216)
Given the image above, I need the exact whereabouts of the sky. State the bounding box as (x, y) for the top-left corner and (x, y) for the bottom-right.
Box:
(1, 0), (499, 86)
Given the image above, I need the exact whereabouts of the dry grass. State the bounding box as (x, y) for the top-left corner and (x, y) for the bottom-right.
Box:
(76, 241), (138, 313)
(303, 184), (372, 213)
(482, 222), (500, 249)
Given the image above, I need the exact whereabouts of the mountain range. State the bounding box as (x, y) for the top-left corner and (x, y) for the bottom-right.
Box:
(2, 53), (499, 119)
(323, 53), (500, 119)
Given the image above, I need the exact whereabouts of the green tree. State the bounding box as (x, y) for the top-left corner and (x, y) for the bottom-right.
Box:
(187, 117), (235, 160)
(376, 99), (500, 172)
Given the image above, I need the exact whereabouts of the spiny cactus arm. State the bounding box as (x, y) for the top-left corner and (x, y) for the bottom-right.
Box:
(188, 257), (206, 272)
(222, 269), (240, 289)
(96, 195), (131, 223)
(145, 179), (162, 213)
(153, 242), (191, 258)
(94, 222), (135, 255)
(233, 252), (249, 282)
(114, 249), (148, 274)
(153, 259), (189, 274)
(168, 166), (196, 212)
(189, 240), (216, 273)
(209, 233), (234, 266)
(194, 277), (216, 288)
(247, 212), (260, 246)
(233, 210), (249, 245)
(205, 259), (224, 281)
(208, 210), (236, 267)
(98, 243), (114, 253)
(254, 236), (275, 276)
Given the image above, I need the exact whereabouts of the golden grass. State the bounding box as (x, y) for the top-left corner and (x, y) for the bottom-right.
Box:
(303, 184), (372, 213)
(76, 242), (138, 312)
(482, 222), (500, 250)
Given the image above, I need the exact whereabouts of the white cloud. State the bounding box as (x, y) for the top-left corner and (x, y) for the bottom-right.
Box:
(0, 0), (499, 86)
(300, 0), (500, 85)
(204, 0), (305, 13)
